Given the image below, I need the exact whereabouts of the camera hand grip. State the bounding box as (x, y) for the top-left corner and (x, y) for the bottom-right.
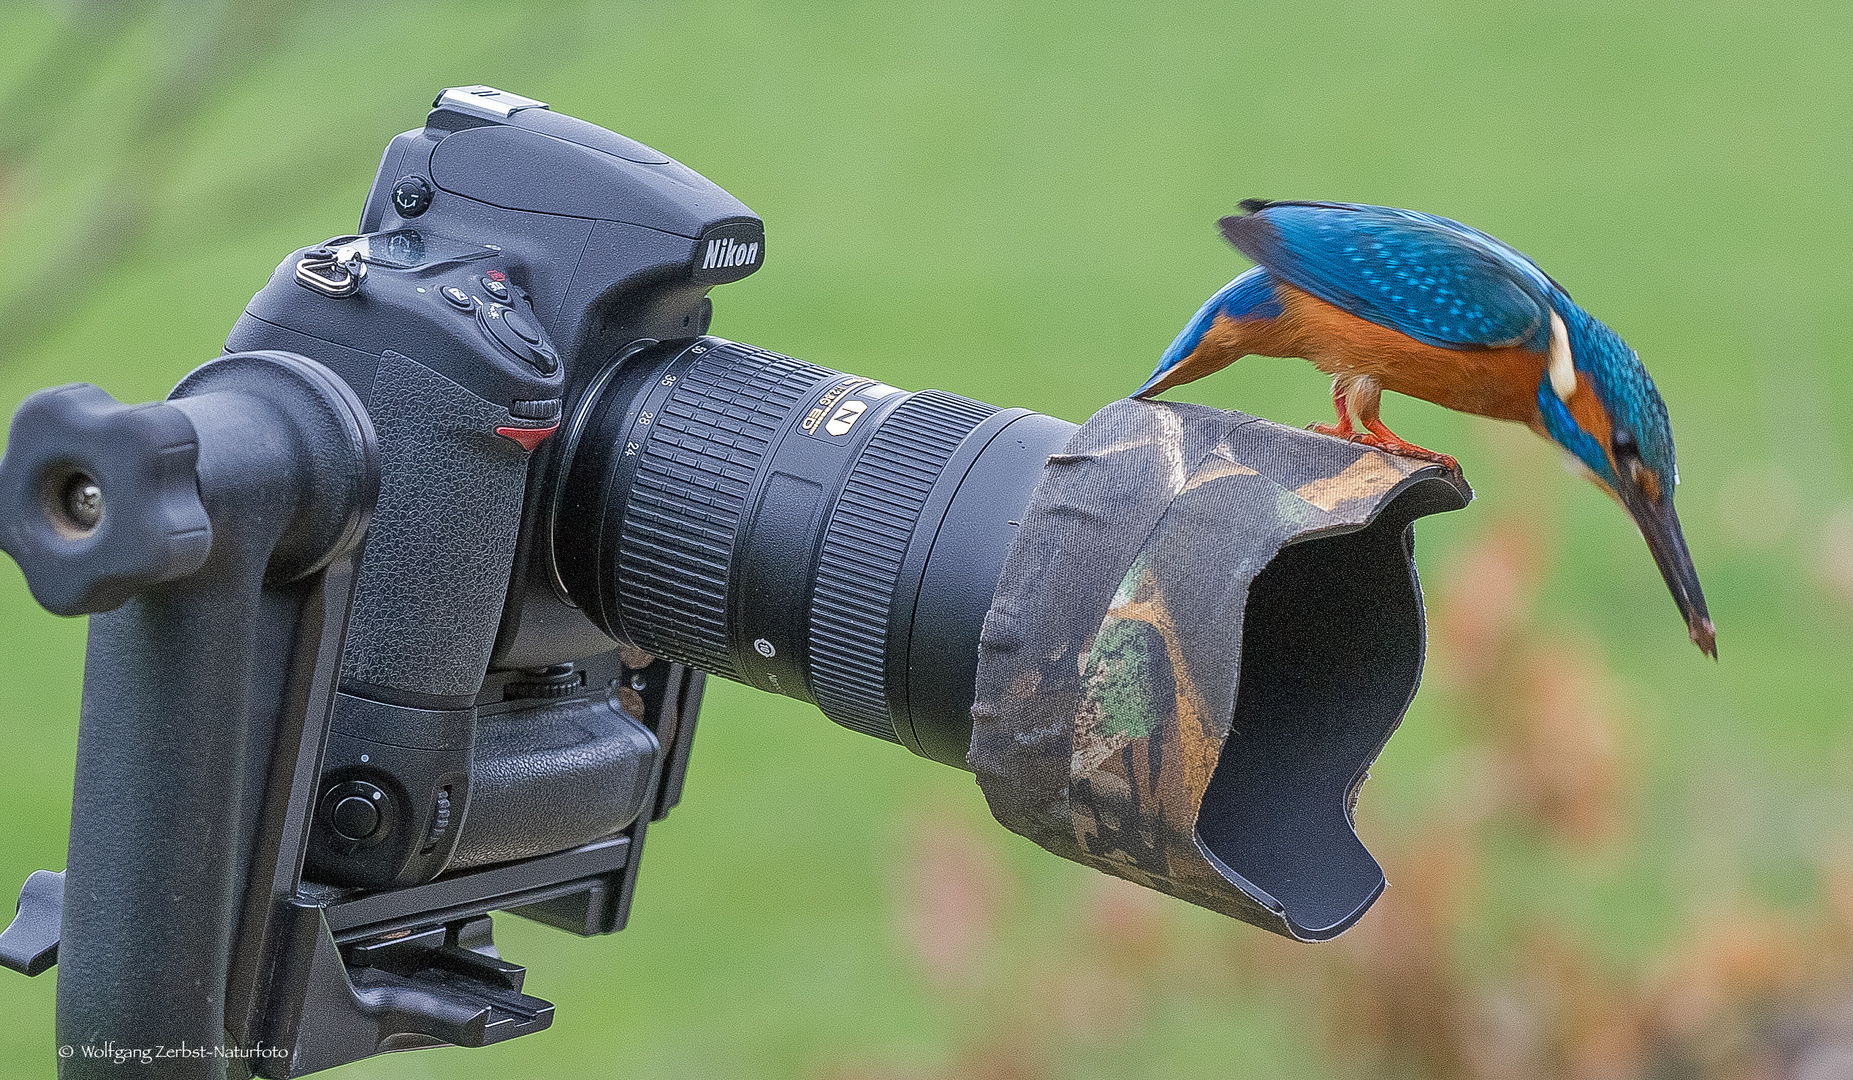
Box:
(304, 351), (540, 889)
(340, 351), (533, 703)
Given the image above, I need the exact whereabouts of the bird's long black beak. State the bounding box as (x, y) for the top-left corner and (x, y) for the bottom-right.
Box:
(1618, 485), (1716, 658)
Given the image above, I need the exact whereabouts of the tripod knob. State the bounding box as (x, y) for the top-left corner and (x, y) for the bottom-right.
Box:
(0, 384), (211, 615)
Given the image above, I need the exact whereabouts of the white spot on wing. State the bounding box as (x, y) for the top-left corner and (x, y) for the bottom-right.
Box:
(1548, 309), (1576, 402)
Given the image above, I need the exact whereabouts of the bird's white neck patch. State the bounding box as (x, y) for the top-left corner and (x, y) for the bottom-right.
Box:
(1548, 309), (1576, 402)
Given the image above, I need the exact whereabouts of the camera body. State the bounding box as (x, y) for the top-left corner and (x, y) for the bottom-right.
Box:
(227, 86), (765, 890)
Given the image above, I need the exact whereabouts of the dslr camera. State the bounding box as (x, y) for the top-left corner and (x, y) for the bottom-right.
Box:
(0, 86), (1464, 1078)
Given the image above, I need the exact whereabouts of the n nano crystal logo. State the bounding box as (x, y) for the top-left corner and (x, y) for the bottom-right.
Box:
(700, 236), (760, 271)
(824, 400), (867, 437)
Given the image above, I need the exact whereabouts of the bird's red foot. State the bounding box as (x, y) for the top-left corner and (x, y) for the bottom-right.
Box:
(1353, 416), (1460, 473)
(1308, 420), (1357, 440)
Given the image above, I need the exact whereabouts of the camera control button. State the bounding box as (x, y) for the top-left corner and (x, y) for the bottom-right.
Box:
(480, 274), (510, 302)
(441, 285), (474, 310)
(320, 778), (392, 845)
(390, 175), (434, 217)
(332, 795), (382, 841)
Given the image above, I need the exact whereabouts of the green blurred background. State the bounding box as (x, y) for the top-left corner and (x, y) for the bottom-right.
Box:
(3, 1), (1852, 1077)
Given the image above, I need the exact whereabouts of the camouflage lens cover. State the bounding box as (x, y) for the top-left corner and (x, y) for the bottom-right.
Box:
(968, 399), (1471, 940)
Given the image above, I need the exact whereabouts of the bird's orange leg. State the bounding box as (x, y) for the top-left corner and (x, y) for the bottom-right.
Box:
(1333, 376), (1461, 472)
(1307, 382), (1356, 439)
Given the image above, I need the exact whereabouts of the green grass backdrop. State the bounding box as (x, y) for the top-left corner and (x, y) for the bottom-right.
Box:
(2, 2), (1851, 1077)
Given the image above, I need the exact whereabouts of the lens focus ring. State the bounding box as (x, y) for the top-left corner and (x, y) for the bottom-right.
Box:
(808, 391), (998, 738)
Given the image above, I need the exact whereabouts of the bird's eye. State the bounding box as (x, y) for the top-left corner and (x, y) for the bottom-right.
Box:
(1612, 429), (1638, 457)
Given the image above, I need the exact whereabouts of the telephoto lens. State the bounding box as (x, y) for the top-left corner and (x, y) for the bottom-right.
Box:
(552, 336), (1076, 768)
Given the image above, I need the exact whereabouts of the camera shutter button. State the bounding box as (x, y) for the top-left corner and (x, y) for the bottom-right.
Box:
(501, 305), (544, 345)
(480, 303), (558, 374)
(322, 779), (391, 843)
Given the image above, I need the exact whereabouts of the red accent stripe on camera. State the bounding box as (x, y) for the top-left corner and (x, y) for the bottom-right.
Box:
(496, 424), (558, 452)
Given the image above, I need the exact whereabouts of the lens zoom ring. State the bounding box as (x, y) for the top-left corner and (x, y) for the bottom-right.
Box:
(808, 391), (998, 738)
(618, 343), (830, 677)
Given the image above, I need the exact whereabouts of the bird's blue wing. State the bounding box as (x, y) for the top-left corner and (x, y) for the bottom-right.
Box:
(1221, 202), (1552, 352)
(1313, 201), (1568, 300)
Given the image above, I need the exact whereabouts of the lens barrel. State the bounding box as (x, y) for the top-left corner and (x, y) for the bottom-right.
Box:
(554, 337), (1074, 765)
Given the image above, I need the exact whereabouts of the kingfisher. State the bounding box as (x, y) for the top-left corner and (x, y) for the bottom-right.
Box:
(1136, 200), (1716, 658)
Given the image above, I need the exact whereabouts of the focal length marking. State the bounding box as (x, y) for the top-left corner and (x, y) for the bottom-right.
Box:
(700, 237), (760, 271)
(801, 379), (904, 440)
(802, 378), (872, 434)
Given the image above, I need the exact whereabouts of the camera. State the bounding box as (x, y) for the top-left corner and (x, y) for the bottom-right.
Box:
(0, 86), (1467, 1077)
(243, 86), (1081, 890)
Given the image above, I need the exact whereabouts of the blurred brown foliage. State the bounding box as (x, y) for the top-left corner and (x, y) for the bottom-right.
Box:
(1430, 518), (1630, 848)
(833, 516), (1853, 1080)
(895, 818), (1014, 993)
(830, 841), (1181, 1080)
(1265, 517), (1853, 1080)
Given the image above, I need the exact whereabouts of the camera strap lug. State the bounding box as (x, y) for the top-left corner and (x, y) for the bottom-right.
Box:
(294, 244), (367, 298)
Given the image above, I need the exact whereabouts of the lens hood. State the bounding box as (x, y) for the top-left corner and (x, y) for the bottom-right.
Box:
(969, 398), (1470, 941)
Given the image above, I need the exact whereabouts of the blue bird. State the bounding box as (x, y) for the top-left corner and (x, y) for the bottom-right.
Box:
(1136, 200), (1716, 657)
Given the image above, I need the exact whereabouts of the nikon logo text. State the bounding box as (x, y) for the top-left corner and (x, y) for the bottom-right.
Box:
(701, 237), (760, 270)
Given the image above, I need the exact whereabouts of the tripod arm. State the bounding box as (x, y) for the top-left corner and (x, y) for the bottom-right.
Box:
(0, 352), (377, 1079)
